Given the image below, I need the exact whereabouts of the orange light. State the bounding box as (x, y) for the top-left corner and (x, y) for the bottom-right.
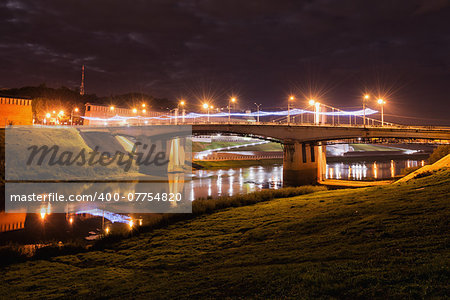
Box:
(40, 207), (46, 220)
(69, 217), (73, 224)
(377, 99), (385, 104)
(309, 99), (315, 106)
(46, 113), (51, 118)
(59, 110), (64, 116)
(132, 108), (138, 113)
(203, 103), (209, 109)
(142, 103), (146, 108)
(110, 106), (115, 111)
(180, 100), (185, 106)
(231, 97), (236, 103)
(289, 96), (295, 101)
(142, 109), (146, 113)
(74, 107), (79, 112)
(364, 94), (370, 99)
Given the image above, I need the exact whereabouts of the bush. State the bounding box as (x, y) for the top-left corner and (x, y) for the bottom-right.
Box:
(428, 145), (450, 164)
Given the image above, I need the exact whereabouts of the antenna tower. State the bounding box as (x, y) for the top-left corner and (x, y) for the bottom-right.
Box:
(80, 65), (85, 95)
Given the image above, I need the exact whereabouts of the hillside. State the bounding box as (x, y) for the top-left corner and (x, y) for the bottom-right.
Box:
(1, 169), (449, 298)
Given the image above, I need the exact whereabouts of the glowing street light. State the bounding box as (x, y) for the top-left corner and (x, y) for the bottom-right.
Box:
(179, 100), (186, 123)
(288, 96), (295, 124)
(377, 98), (386, 126)
(142, 109), (146, 113)
(203, 103), (210, 122)
(59, 110), (64, 116)
(314, 102), (321, 125)
(228, 97), (237, 122)
(142, 103), (146, 108)
(110, 106), (115, 111)
(363, 94), (370, 127)
(46, 113), (51, 118)
(71, 108), (80, 125)
(308, 99), (315, 106)
(132, 108), (138, 114)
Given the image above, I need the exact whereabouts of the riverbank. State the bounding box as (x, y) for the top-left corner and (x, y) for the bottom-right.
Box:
(1, 169), (449, 298)
(193, 158), (282, 168)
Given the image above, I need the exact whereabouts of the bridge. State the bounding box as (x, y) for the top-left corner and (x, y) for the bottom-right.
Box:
(190, 123), (450, 185)
(95, 122), (450, 186)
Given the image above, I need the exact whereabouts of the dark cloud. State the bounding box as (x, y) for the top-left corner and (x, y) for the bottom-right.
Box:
(0, 0), (449, 124)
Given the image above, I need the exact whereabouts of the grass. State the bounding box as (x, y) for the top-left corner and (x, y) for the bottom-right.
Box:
(349, 144), (402, 152)
(191, 141), (251, 152)
(236, 142), (282, 151)
(194, 158), (282, 168)
(1, 170), (449, 298)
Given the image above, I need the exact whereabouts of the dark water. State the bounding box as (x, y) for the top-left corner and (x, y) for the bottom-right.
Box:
(0, 158), (424, 245)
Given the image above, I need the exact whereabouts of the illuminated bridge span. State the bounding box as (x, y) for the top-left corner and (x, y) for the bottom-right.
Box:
(102, 123), (450, 186)
(190, 123), (450, 185)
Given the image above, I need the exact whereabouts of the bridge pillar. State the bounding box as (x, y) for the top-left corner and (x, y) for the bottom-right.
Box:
(283, 142), (326, 186)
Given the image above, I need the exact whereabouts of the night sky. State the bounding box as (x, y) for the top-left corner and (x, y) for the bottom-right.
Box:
(1, 0), (449, 124)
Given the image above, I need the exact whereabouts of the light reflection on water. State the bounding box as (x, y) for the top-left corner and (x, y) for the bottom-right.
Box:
(191, 165), (283, 200)
(325, 159), (423, 180)
(191, 159), (424, 199)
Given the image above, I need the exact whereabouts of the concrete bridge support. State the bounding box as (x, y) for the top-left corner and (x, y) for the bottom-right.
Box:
(283, 142), (326, 186)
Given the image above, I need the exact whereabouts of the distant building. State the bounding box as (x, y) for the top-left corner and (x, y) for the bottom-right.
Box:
(83, 103), (165, 126)
(0, 95), (33, 126)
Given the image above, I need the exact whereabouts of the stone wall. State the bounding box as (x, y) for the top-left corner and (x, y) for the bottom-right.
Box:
(0, 97), (33, 126)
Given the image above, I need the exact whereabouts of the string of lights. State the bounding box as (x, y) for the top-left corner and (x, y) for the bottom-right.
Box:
(81, 108), (378, 122)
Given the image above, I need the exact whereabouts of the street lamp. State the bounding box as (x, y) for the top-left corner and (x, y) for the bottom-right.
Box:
(132, 108), (137, 114)
(203, 103), (210, 122)
(254, 103), (262, 123)
(179, 100), (186, 123)
(377, 99), (386, 126)
(71, 107), (79, 125)
(110, 106), (115, 111)
(314, 102), (321, 125)
(363, 94), (369, 127)
(288, 96), (295, 124)
(228, 97), (236, 122)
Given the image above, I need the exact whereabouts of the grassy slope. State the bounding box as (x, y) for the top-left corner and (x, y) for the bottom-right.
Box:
(1, 170), (449, 299)
(195, 158), (282, 168)
(236, 142), (282, 151)
(191, 141), (250, 152)
(349, 144), (402, 152)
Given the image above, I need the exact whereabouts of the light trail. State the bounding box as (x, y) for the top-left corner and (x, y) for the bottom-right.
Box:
(81, 108), (378, 122)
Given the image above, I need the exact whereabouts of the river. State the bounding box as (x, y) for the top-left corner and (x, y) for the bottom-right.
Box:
(0, 158), (424, 245)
